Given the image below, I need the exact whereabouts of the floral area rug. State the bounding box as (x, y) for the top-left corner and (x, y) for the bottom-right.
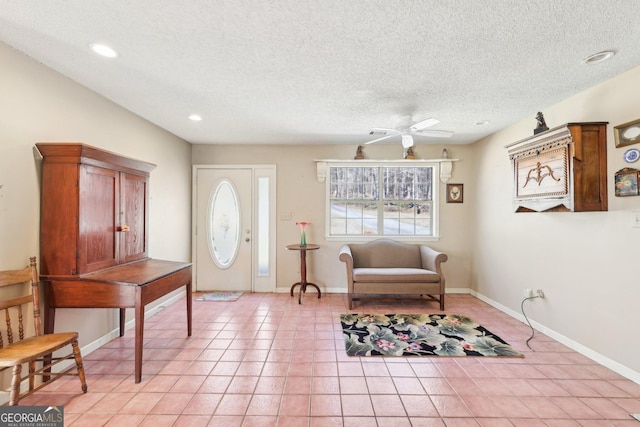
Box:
(340, 314), (523, 357)
(194, 291), (243, 302)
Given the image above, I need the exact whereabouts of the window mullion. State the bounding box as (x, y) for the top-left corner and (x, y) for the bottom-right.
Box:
(377, 168), (384, 235)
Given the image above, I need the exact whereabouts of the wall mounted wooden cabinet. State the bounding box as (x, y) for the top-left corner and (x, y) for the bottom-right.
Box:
(505, 122), (608, 212)
(36, 143), (156, 276)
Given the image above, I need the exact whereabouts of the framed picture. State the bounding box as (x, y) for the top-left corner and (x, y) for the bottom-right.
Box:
(615, 168), (639, 197)
(446, 183), (464, 203)
(614, 118), (640, 148)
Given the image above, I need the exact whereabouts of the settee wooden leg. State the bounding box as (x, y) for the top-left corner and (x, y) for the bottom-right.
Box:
(440, 294), (445, 311)
(348, 296), (354, 310)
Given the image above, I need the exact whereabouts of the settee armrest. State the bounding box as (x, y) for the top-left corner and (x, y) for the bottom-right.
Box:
(419, 245), (448, 275)
(339, 245), (354, 269)
(338, 245), (355, 287)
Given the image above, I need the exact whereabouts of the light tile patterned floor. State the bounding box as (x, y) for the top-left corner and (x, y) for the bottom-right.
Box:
(21, 293), (640, 426)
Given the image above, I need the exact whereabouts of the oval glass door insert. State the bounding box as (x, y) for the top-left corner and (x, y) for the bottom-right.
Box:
(207, 179), (241, 269)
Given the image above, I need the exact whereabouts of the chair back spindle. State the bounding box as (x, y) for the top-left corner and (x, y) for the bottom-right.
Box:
(29, 257), (42, 337)
(4, 308), (13, 345)
(0, 257), (37, 346)
(0, 256), (87, 405)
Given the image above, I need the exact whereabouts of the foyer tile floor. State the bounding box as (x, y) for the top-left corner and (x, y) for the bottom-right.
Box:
(21, 293), (640, 426)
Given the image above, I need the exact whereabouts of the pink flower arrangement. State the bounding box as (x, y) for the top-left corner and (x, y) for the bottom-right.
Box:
(296, 221), (310, 247)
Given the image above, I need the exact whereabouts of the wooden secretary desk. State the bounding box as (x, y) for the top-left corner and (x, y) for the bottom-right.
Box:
(36, 143), (192, 383)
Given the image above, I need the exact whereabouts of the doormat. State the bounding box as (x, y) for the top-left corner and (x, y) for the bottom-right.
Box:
(195, 291), (243, 302)
(340, 313), (523, 357)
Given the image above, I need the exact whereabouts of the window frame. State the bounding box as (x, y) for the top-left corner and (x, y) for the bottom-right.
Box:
(324, 160), (441, 242)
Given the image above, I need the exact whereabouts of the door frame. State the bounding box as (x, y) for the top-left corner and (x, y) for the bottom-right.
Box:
(192, 164), (277, 292)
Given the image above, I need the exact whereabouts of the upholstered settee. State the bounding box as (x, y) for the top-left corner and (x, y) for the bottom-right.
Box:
(338, 239), (448, 310)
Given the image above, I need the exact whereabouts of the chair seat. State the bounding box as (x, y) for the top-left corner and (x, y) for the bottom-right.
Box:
(353, 267), (440, 282)
(0, 332), (79, 366)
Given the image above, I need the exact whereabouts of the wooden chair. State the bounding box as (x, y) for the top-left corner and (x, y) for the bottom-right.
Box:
(0, 257), (87, 405)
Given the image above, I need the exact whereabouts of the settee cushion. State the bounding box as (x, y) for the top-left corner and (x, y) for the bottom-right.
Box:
(352, 267), (440, 283)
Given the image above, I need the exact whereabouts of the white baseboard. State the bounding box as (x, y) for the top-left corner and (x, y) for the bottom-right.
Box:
(445, 287), (469, 294)
(41, 291), (187, 374)
(59, 287), (640, 388)
(0, 293), (185, 406)
(276, 287), (471, 295)
(469, 289), (640, 386)
(275, 286), (345, 294)
(288, 286), (640, 384)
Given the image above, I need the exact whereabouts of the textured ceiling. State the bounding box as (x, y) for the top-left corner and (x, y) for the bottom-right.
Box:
(2, 1), (640, 145)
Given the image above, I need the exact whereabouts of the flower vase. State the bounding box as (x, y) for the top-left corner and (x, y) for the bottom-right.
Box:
(296, 221), (310, 247)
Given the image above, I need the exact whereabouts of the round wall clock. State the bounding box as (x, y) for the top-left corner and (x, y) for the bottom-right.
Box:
(624, 148), (639, 163)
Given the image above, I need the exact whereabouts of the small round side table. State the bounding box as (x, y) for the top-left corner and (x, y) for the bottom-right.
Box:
(286, 244), (321, 304)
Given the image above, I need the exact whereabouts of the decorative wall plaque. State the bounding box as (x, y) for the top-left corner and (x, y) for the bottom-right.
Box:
(614, 118), (640, 148)
(614, 167), (640, 197)
(446, 183), (464, 203)
(505, 122), (608, 212)
(506, 126), (573, 211)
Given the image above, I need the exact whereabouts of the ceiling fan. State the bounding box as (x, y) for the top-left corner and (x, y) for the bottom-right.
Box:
(365, 116), (454, 148)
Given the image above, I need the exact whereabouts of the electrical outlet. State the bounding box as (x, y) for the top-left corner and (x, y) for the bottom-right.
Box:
(536, 289), (545, 298)
(632, 211), (640, 228)
(524, 288), (534, 298)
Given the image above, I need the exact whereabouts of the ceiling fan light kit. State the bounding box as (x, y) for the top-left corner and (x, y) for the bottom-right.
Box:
(401, 134), (414, 148)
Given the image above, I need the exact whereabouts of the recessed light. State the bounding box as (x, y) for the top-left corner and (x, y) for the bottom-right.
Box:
(90, 43), (118, 58)
(582, 50), (615, 65)
(189, 114), (202, 121)
(475, 120), (490, 126)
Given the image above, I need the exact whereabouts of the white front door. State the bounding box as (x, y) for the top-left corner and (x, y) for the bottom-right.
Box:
(194, 166), (277, 292)
(196, 168), (252, 291)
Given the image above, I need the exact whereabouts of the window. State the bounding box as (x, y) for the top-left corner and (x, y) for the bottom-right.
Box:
(327, 163), (439, 240)
(257, 177), (270, 276)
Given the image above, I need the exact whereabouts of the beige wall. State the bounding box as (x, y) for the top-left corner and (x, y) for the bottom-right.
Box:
(3, 35), (640, 385)
(0, 42), (192, 349)
(191, 143), (475, 295)
(193, 67), (640, 382)
(471, 64), (640, 379)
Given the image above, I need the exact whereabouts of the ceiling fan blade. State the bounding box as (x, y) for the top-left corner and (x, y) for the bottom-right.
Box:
(412, 129), (454, 138)
(369, 127), (399, 135)
(410, 118), (440, 131)
(364, 134), (397, 145)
